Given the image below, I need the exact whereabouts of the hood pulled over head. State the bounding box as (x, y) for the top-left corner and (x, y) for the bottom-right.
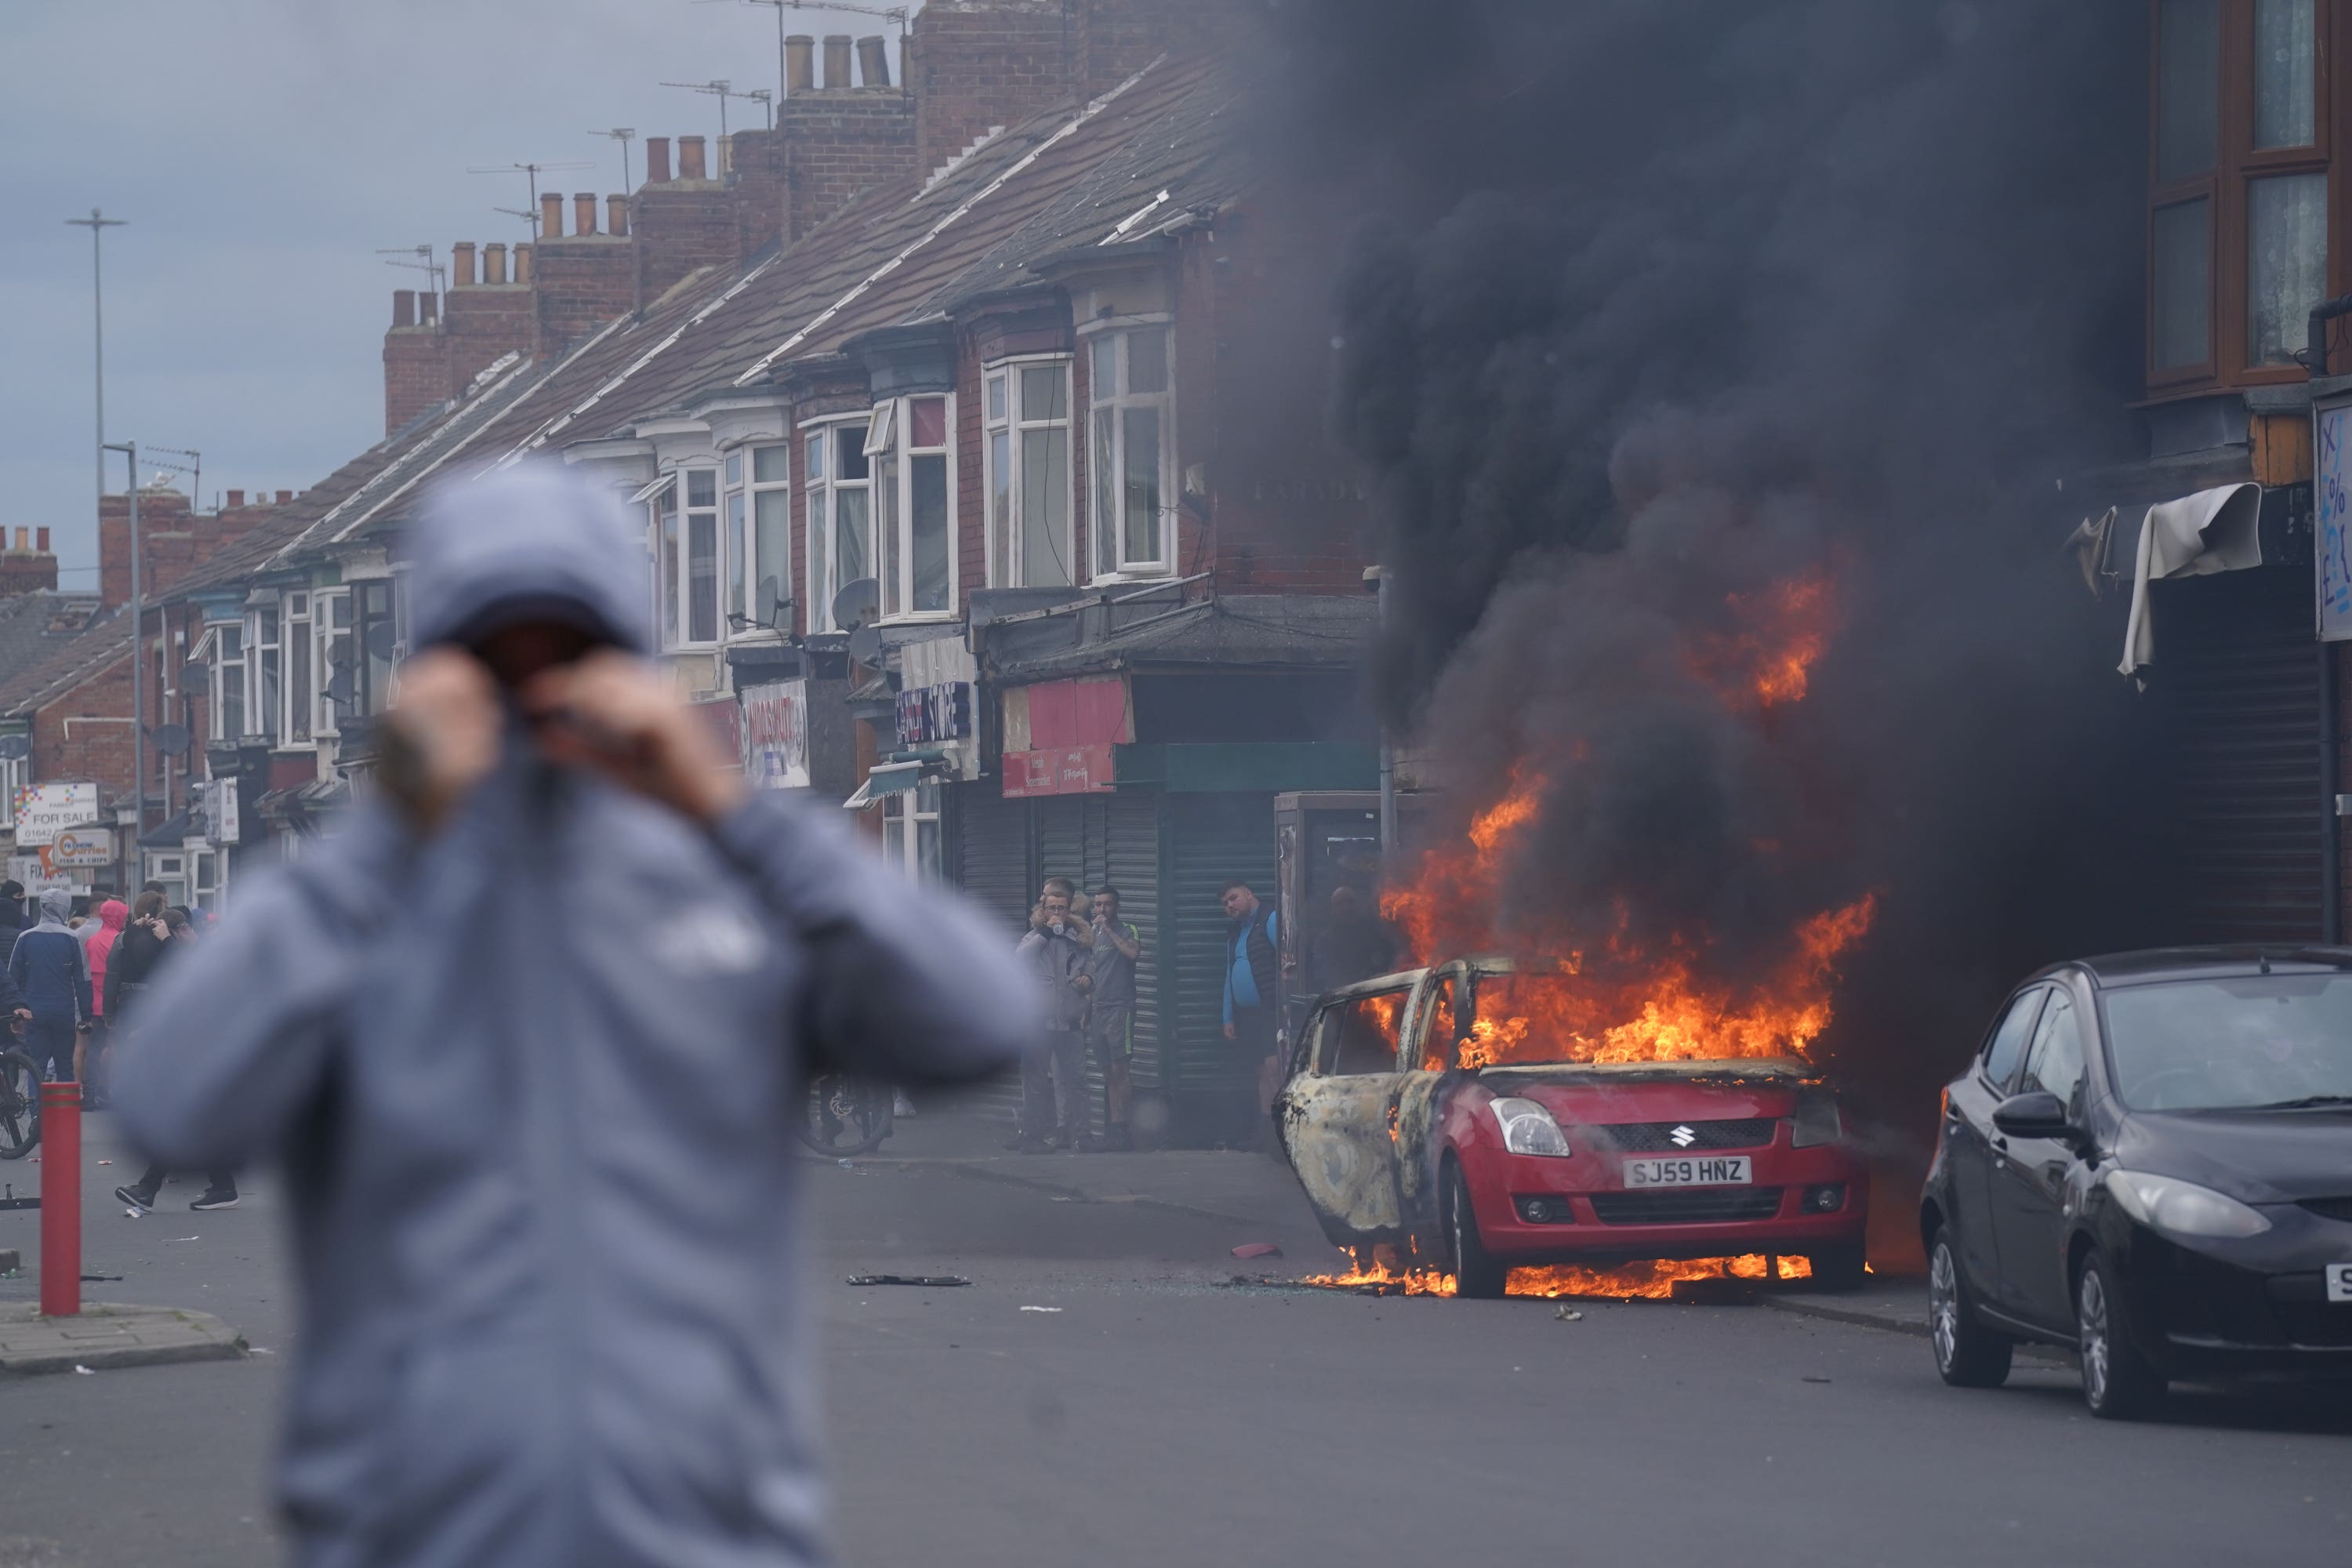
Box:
(98, 899), (127, 931)
(407, 463), (650, 655)
(38, 887), (72, 927)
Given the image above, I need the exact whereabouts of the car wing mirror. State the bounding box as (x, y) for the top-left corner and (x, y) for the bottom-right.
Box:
(1991, 1091), (2080, 1142)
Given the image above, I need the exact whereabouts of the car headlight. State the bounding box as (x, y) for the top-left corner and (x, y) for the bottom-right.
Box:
(1791, 1088), (1843, 1149)
(1490, 1097), (1570, 1157)
(2104, 1171), (2270, 1240)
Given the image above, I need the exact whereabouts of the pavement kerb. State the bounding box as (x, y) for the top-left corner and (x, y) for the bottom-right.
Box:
(1764, 1287), (1927, 1338)
(0, 1300), (247, 1376)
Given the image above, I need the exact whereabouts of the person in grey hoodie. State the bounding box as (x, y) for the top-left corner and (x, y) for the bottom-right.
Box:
(8, 887), (91, 1082)
(111, 462), (1036, 1568)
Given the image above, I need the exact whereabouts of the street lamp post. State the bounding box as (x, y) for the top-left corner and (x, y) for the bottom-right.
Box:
(102, 442), (142, 851)
(65, 209), (127, 530)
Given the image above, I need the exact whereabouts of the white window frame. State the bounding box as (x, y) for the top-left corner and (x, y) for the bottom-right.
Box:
(802, 415), (875, 635)
(244, 601), (281, 745)
(746, 441), (793, 633)
(677, 466), (722, 647)
(880, 778), (943, 882)
(1084, 322), (1177, 582)
(313, 590), (351, 737)
(209, 622), (246, 746)
(870, 393), (959, 624)
(282, 590), (314, 748)
(983, 356), (1077, 590)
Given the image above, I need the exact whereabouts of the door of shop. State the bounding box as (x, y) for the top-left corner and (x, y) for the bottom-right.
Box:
(1163, 791), (1278, 1146)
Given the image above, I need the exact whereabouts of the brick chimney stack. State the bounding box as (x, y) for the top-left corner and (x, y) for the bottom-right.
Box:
(0, 526), (59, 597)
(909, 1), (1073, 180)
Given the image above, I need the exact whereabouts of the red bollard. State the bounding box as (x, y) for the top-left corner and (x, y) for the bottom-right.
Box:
(39, 1082), (79, 1318)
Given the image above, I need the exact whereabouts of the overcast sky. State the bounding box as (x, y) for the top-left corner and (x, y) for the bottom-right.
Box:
(0, 0), (925, 591)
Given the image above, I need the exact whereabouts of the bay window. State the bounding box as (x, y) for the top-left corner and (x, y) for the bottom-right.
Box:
(2148, 0), (2333, 386)
(355, 579), (397, 718)
(316, 590), (352, 735)
(212, 623), (245, 743)
(1087, 326), (1174, 578)
(984, 359), (1075, 588)
(724, 453), (749, 628)
(285, 590), (313, 745)
(652, 478), (681, 648)
(248, 603), (281, 744)
(869, 394), (956, 621)
(804, 419), (873, 633)
(685, 468), (720, 644)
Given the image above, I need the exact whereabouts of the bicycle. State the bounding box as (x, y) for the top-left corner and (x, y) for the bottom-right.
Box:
(796, 1074), (895, 1158)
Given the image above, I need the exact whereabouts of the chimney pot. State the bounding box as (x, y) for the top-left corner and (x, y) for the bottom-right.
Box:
(646, 136), (671, 183)
(36, 528), (49, 553)
(574, 192), (598, 236)
(786, 34), (815, 93)
(514, 243), (532, 285)
(540, 192), (564, 238)
(452, 241), (477, 286)
(607, 194), (630, 236)
(277, 490), (292, 504)
(822, 34), (853, 89)
(11, 528), (25, 551)
(856, 34), (891, 89)
(484, 242), (508, 285)
(419, 290), (439, 324)
(678, 135), (707, 181)
(393, 289), (416, 328)
(227, 489), (244, 508)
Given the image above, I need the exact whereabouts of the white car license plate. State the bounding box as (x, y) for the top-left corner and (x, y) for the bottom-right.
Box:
(2327, 1264), (2352, 1305)
(1623, 1156), (1752, 1189)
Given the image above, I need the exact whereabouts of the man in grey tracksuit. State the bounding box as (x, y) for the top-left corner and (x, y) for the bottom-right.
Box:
(111, 463), (1036, 1568)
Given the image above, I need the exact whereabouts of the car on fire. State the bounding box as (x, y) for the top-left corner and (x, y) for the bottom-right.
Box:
(1923, 947), (2352, 1419)
(1272, 957), (1870, 1297)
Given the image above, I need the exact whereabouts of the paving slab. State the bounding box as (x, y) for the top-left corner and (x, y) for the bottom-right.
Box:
(0, 1299), (245, 1375)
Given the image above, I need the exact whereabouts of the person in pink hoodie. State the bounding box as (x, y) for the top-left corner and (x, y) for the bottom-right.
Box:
(81, 897), (126, 1105)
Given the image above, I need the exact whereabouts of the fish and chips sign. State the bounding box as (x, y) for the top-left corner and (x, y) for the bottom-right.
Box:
(12, 782), (100, 848)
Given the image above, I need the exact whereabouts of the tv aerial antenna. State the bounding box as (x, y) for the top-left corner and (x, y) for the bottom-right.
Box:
(465, 159), (595, 236)
(376, 244), (448, 303)
(702, 1), (909, 110)
(141, 443), (201, 505)
(660, 78), (775, 144)
(589, 128), (638, 193)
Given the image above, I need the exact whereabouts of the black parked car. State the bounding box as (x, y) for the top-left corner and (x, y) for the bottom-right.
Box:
(1922, 948), (2352, 1418)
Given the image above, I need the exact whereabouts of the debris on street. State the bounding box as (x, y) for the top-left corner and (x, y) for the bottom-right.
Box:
(845, 1275), (971, 1288)
(1230, 1242), (1282, 1259)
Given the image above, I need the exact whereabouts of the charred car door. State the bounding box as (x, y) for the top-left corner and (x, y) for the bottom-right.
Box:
(1390, 964), (1472, 1241)
(1274, 981), (1419, 1246)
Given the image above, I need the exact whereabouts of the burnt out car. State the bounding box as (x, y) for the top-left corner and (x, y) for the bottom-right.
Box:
(1923, 948), (2352, 1418)
(1272, 959), (1870, 1296)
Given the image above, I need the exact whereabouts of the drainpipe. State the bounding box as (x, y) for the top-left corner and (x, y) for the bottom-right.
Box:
(2309, 300), (2352, 942)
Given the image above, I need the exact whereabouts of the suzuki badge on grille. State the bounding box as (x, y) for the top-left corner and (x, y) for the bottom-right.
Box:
(1668, 1125), (1697, 1147)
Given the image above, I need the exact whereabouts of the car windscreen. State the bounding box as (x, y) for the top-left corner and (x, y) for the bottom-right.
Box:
(2102, 974), (2352, 1112)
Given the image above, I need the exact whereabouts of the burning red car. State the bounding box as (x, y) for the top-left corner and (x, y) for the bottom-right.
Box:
(1274, 958), (1870, 1298)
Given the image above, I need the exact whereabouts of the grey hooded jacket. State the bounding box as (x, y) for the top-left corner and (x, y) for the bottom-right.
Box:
(111, 464), (1037, 1568)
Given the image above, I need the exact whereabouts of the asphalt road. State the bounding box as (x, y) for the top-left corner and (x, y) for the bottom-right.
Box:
(2, 1106), (2347, 1568)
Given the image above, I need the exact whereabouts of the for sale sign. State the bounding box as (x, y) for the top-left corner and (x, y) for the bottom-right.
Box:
(11, 782), (100, 847)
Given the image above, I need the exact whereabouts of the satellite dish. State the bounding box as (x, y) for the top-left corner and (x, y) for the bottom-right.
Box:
(323, 668), (355, 705)
(830, 576), (880, 633)
(0, 735), (27, 761)
(364, 621), (398, 659)
(754, 576), (782, 628)
(151, 724), (192, 758)
(847, 625), (884, 666)
(179, 661), (208, 688)
(326, 640), (354, 670)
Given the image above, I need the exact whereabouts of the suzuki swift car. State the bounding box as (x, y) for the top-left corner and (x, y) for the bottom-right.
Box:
(1923, 949), (2352, 1418)
(1273, 960), (1870, 1297)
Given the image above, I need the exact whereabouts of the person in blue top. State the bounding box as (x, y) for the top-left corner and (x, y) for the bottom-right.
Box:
(9, 887), (93, 1083)
(1221, 879), (1280, 1143)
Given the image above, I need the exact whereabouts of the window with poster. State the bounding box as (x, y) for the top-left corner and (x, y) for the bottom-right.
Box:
(880, 778), (943, 883)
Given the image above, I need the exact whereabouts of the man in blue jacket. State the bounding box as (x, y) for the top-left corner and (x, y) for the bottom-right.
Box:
(9, 887), (91, 1082)
(1221, 879), (1280, 1144)
(113, 463), (1036, 1568)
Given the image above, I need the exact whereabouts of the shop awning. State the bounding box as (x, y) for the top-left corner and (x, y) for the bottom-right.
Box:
(841, 761), (924, 810)
(2117, 483), (2264, 682)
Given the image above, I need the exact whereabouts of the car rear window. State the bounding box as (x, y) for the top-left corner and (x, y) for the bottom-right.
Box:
(2102, 974), (2352, 1111)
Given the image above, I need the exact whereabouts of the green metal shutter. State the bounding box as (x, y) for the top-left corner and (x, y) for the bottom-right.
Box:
(1105, 792), (1163, 1094)
(953, 786), (1034, 1124)
(1164, 792), (1278, 1145)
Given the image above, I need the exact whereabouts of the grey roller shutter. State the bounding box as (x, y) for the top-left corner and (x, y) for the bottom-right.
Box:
(2150, 568), (2324, 942)
(1105, 792), (1163, 1094)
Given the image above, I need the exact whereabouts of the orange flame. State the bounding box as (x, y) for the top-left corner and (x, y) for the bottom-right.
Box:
(1301, 1254), (1813, 1300)
(1381, 572), (1873, 1070)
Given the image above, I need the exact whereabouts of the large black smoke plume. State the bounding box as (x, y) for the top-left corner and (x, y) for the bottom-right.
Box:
(1267, 1), (2173, 1112)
